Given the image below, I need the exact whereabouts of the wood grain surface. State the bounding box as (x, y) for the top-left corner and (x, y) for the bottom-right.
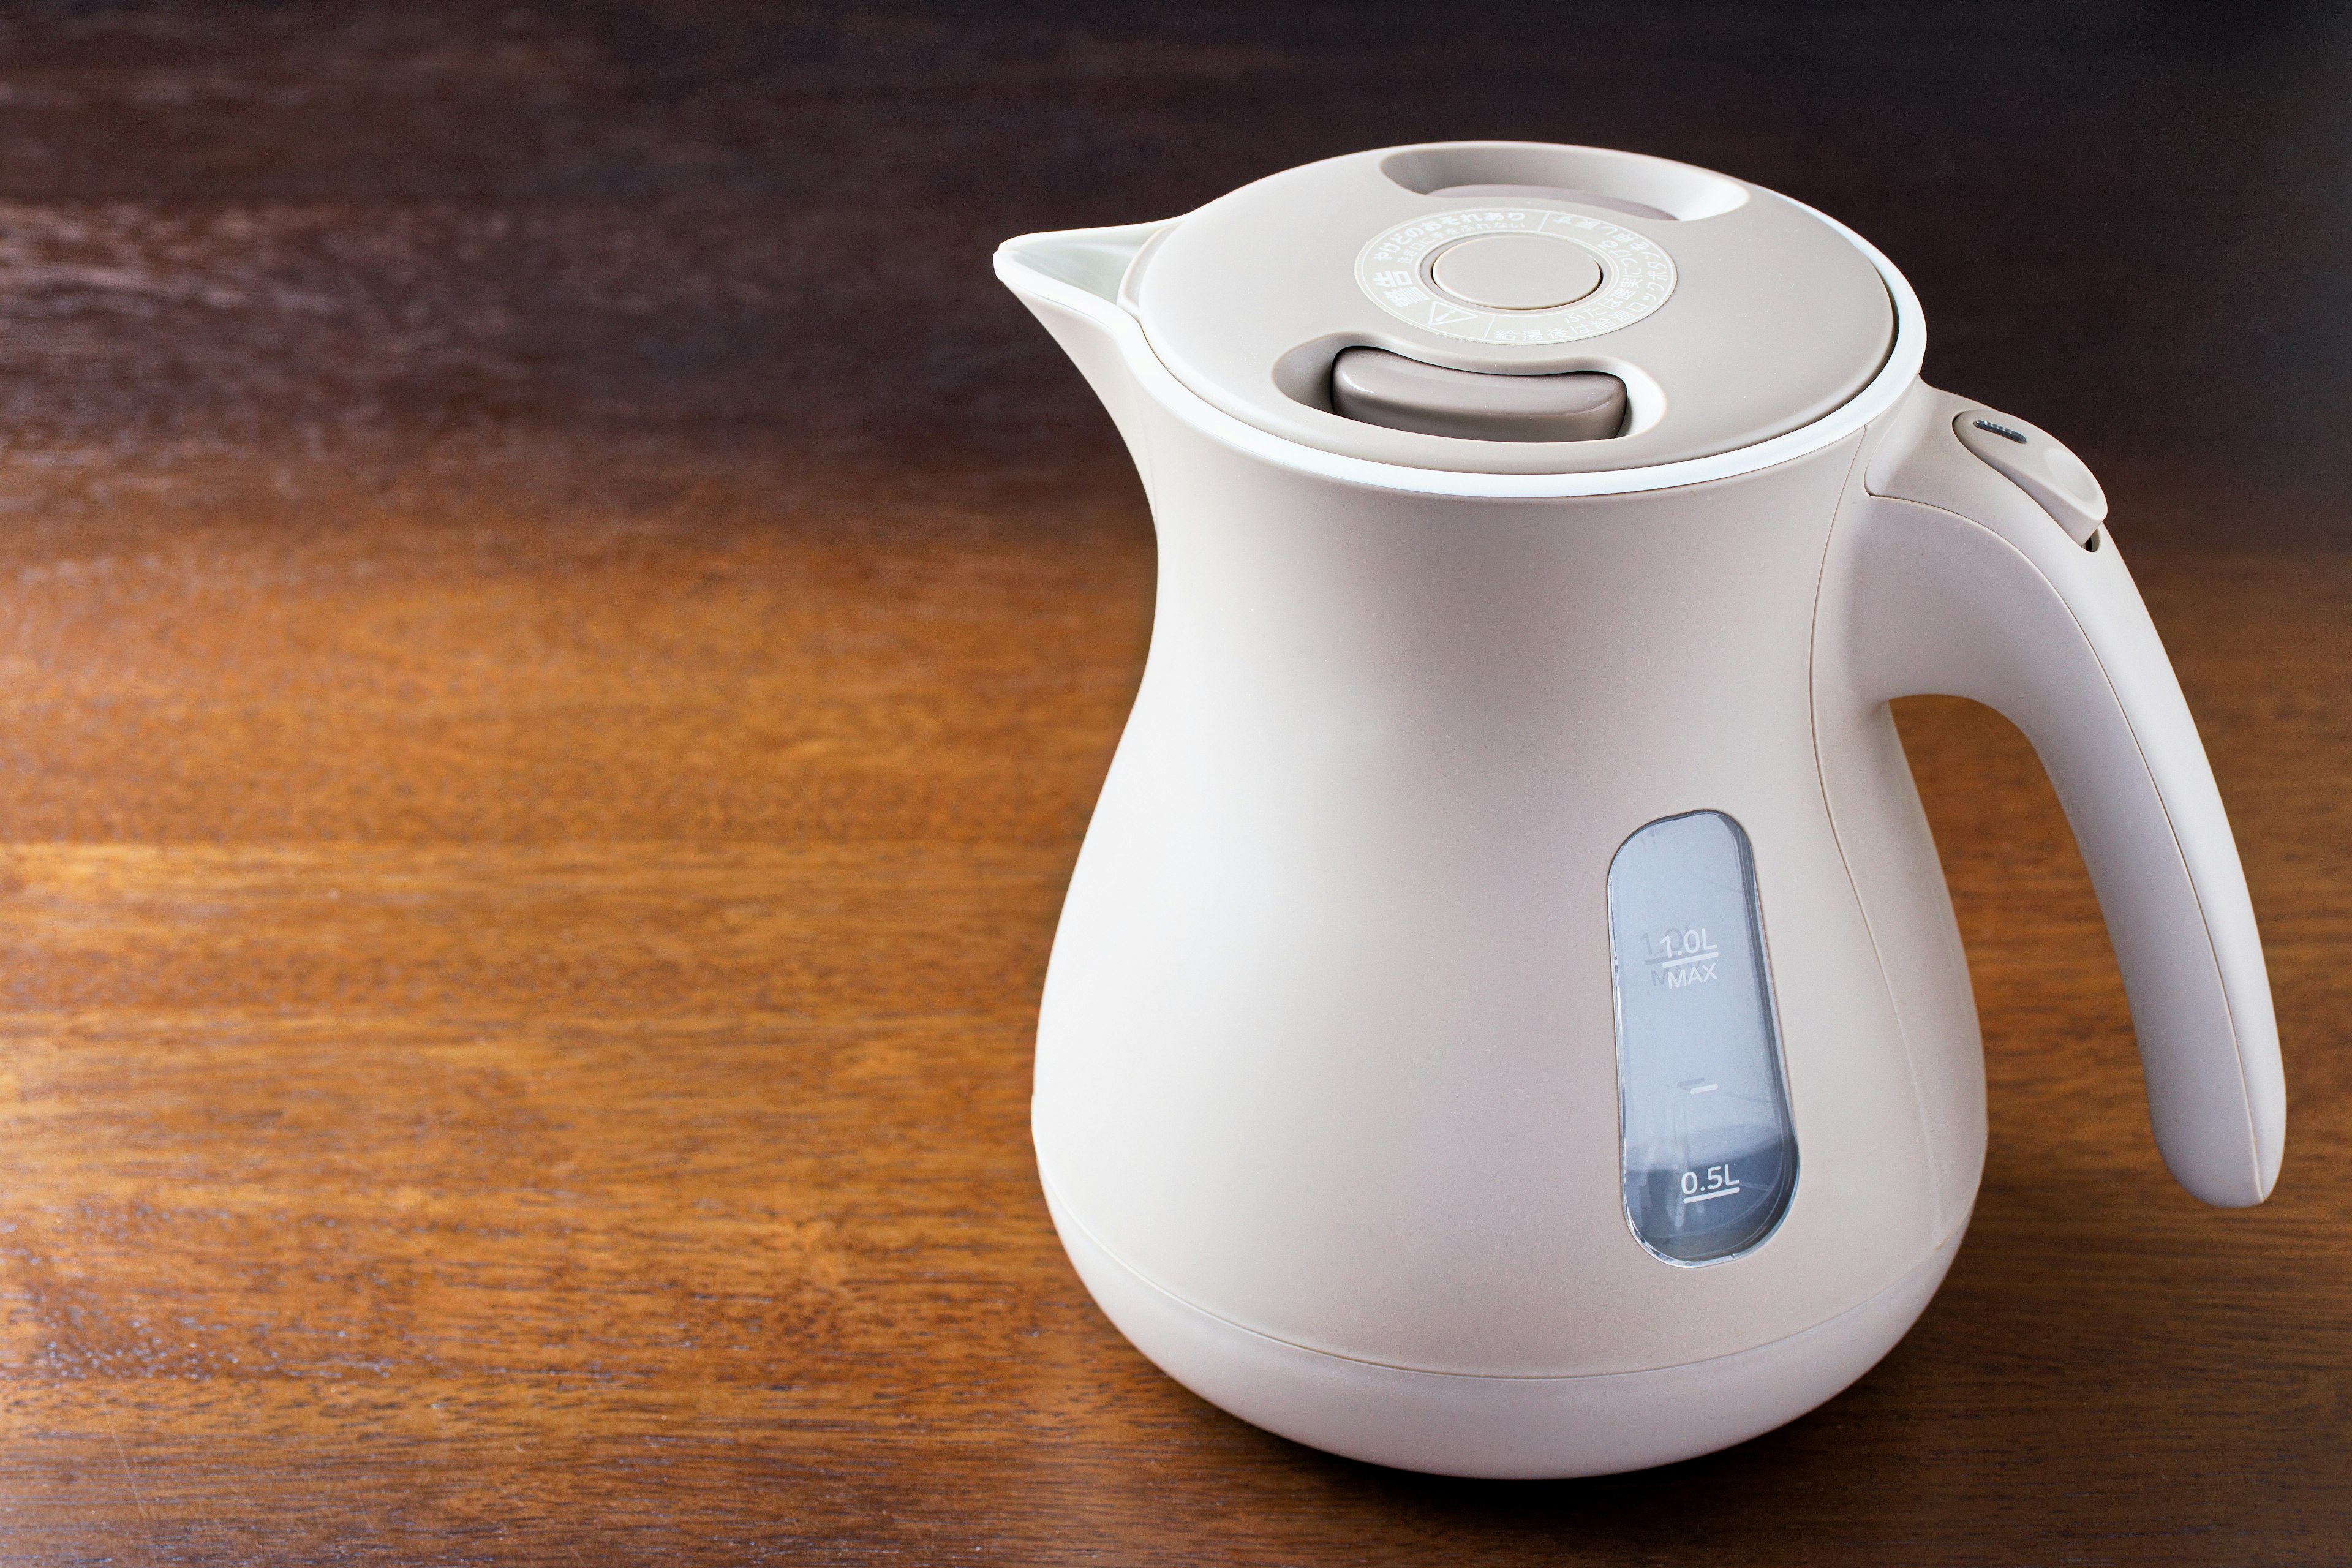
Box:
(0, 4), (2345, 1562)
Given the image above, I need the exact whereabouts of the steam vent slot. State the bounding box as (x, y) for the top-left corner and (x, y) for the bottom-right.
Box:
(1428, 183), (1676, 222)
(1379, 144), (1749, 222)
(1330, 348), (1627, 442)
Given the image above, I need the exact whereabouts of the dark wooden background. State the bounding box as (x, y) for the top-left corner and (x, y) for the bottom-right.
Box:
(0, 2), (2344, 1562)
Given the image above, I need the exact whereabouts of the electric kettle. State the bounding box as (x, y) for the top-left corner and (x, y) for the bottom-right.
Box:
(993, 141), (2283, 1479)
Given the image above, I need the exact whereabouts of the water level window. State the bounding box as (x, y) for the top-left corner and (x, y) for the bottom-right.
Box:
(1607, 810), (1797, 1265)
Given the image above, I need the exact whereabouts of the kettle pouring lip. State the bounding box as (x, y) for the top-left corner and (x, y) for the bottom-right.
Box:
(998, 218), (1182, 311)
(995, 200), (1926, 500)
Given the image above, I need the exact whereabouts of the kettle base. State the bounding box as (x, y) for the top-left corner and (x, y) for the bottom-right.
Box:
(1044, 1184), (1964, 1479)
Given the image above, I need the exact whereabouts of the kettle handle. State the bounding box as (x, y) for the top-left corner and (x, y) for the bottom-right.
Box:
(1825, 382), (2283, 1206)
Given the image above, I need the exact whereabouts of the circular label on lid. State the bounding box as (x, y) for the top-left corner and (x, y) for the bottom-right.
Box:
(1354, 208), (1676, 345)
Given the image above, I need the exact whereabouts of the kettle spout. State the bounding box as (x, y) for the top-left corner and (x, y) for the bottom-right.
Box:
(999, 221), (1170, 307)
(995, 219), (1178, 479)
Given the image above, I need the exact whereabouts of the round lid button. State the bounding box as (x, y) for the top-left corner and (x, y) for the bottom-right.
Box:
(1429, 233), (1603, 311)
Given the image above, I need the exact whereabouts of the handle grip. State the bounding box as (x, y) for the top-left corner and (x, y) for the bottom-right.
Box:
(1832, 385), (2283, 1206)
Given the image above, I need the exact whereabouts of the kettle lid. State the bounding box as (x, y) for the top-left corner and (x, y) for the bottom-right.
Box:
(1126, 143), (1896, 475)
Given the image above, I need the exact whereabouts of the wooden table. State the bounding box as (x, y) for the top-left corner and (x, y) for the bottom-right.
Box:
(0, 5), (2345, 1562)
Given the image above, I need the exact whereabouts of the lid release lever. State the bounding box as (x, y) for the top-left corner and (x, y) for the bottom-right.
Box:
(1329, 347), (1626, 443)
(1952, 409), (2108, 546)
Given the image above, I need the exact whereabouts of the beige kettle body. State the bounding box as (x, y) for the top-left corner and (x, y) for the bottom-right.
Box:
(994, 143), (2282, 1479)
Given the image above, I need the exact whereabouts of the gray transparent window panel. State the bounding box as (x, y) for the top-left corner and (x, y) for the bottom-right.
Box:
(1607, 810), (1796, 1264)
